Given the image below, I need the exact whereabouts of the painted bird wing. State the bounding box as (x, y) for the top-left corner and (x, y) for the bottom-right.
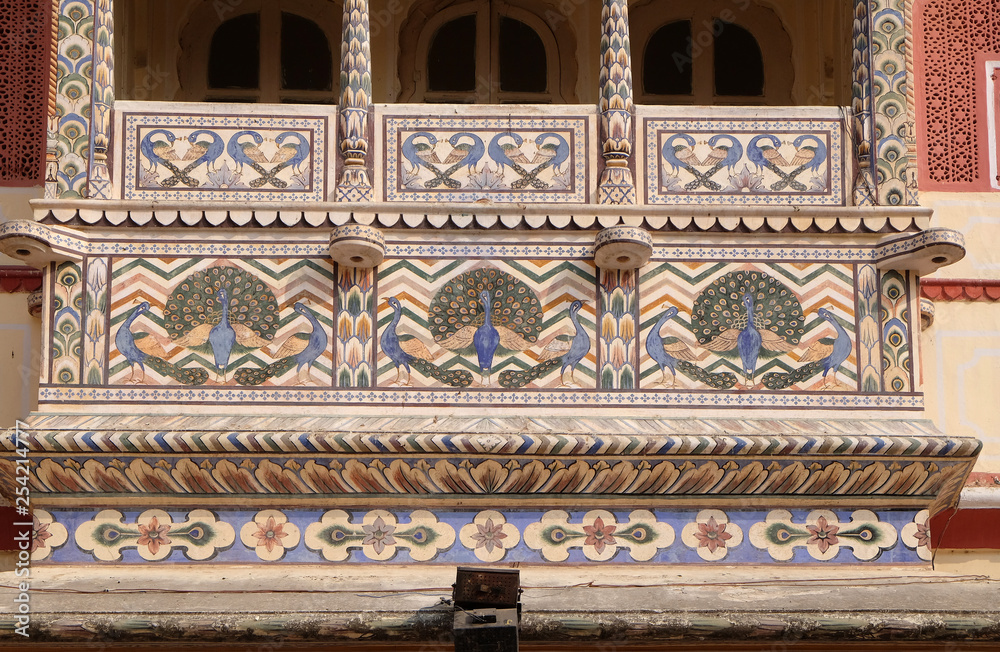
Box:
(270, 146), (297, 165)
(537, 334), (571, 361)
(273, 332), (309, 359)
(503, 144), (531, 164)
(437, 325), (476, 350)
(760, 329), (796, 353)
(701, 328), (740, 353)
(797, 338), (834, 363)
(662, 338), (700, 361)
(172, 323), (213, 347)
(133, 331), (167, 358)
(182, 142), (209, 161)
(153, 143), (179, 161)
(701, 147), (727, 166)
(233, 323), (272, 349)
(789, 148), (816, 167)
(497, 326), (533, 352)
(764, 148), (790, 166)
(242, 144), (270, 164)
(444, 144), (471, 164)
(399, 334), (433, 360)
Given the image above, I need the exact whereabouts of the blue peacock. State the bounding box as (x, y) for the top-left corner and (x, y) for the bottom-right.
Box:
(163, 267), (279, 383)
(428, 269), (544, 387)
(235, 301), (328, 386)
(693, 271), (804, 387)
(499, 300), (590, 389)
(115, 300), (209, 386)
(762, 307), (852, 390)
(644, 305), (736, 390)
(379, 296), (473, 388)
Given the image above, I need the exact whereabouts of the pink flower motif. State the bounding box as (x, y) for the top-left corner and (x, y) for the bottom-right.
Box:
(693, 516), (733, 553)
(31, 516), (52, 553)
(914, 520), (930, 548)
(253, 516), (289, 553)
(582, 517), (617, 554)
(471, 518), (508, 553)
(136, 516), (172, 556)
(362, 516), (396, 554)
(806, 516), (840, 554)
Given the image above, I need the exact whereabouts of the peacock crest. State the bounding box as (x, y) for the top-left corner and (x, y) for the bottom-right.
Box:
(692, 270), (804, 350)
(428, 268), (543, 354)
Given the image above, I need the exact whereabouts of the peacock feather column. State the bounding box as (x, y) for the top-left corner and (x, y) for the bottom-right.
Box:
(335, 0), (373, 202)
(44, 0), (59, 199)
(597, 0), (636, 205)
(53, 0), (96, 199)
(88, 0), (114, 200)
(851, 0), (877, 206)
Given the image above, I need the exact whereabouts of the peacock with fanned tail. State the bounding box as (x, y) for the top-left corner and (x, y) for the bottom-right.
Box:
(163, 267), (279, 383)
(429, 269), (544, 387)
(692, 271), (805, 387)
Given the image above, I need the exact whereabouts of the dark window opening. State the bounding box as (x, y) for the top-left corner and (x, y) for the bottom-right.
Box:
(209, 13), (260, 90)
(428, 14), (477, 92)
(644, 21), (692, 95)
(281, 12), (333, 91)
(498, 17), (546, 93)
(714, 20), (764, 96)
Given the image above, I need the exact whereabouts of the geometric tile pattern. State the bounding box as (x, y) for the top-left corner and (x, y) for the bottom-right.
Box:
(36, 507), (929, 565)
(118, 109), (330, 202)
(382, 112), (593, 203)
(643, 114), (846, 206)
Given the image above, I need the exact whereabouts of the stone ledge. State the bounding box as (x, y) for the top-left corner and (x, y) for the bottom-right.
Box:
(1, 566), (998, 644)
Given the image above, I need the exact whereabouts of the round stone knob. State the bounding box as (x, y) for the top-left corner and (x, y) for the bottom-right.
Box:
(594, 226), (653, 270)
(328, 225), (386, 268)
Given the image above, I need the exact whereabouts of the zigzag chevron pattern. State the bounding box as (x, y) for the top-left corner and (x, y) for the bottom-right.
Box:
(639, 262), (858, 390)
(377, 258), (598, 388)
(109, 257), (335, 387)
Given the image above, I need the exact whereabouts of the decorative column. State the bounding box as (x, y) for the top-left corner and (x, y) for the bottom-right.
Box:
(902, 0), (919, 204)
(52, 0), (96, 198)
(851, 0), (877, 206)
(335, 0), (373, 202)
(597, 0), (635, 205)
(88, 0), (115, 199)
(44, 0), (60, 199)
(853, 0), (917, 206)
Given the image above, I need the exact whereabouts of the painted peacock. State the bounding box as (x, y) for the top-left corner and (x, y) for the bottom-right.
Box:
(235, 301), (328, 386)
(115, 300), (209, 385)
(428, 269), (544, 386)
(644, 305), (736, 390)
(163, 267), (279, 383)
(499, 300), (590, 389)
(692, 271), (805, 388)
(762, 307), (852, 390)
(379, 296), (473, 388)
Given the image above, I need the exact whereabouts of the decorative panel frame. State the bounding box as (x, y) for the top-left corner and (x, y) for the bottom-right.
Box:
(380, 105), (596, 204)
(114, 101), (334, 202)
(640, 107), (847, 206)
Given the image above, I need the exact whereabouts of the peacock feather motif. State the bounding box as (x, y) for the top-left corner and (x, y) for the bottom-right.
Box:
(692, 270), (804, 386)
(163, 266), (279, 382)
(428, 268), (544, 386)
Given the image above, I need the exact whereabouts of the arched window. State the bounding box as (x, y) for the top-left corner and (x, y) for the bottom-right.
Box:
(398, 0), (576, 103)
(633, 1), (793, 105)
(179, 0), (341, 103)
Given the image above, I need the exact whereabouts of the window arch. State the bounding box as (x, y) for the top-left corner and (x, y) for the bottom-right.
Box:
(397, 0), (577, 103)
(633, 0), (792, 105)
(179, 0), (342, 103)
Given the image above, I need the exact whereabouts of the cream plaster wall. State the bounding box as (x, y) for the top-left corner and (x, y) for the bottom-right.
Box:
(0, 293), (40, 427)
(921, 192), (1000, 475)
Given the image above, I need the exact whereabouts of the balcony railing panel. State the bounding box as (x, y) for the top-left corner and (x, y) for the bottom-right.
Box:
(113, 101), (336, 202)
(638, 106), (848, 207)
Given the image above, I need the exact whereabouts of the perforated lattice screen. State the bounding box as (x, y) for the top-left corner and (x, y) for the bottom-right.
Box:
(0, 1), (48, 185)
(920, 0), (1000, 187)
